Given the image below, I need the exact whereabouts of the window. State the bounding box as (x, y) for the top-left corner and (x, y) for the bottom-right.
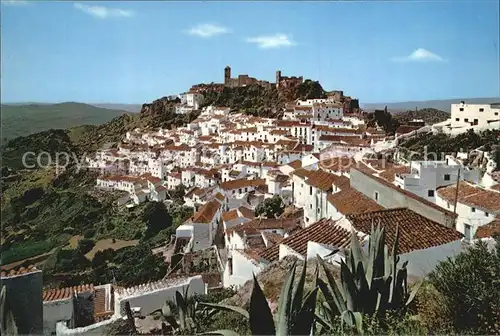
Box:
(479, 108), (484, 112)
(444, 174), (450, 181)
(374, 191), (379, 201)
(228, 257), (233, 275)
(485, 212), (489, 217)
(447, 202), (450, 209)
(310, 186), (313, 195)
(464, 118), (469, 122)
(471, 207), (476, 213)
(310, 204), (313, 209)
(495, 112), (499, 116)
(474, 119), (479, 125)
(459, 108), (464, 111)
(455, 118), (460, 121)
(428, 190), (435, 197)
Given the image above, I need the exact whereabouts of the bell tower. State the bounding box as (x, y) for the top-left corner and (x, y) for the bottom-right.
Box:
(276, 70), (282, 87)
(224, 66), (231, 85)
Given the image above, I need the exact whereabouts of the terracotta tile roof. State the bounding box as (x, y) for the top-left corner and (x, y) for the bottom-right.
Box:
(238, 206), (255, 219)
(219, 178), (266, 191)
(259, 218), (350, 262)
(318, 156), (356, 173)
(1, 265), (39, 277)
(491, 183), (500, 191)
(287, 159), (302, 169)
(43, 284), (94, 302)
(305, 169), (344, 192)
(346, 208), (464, 254)
(328, 187), (384, 214)
(437, 182), (500, 212)
(379, 165), (411, 183)
(228, 218), (300, 236)
(222, 209), (238, 222)
(215, 192), (225, 202)
(192, 199), (221, 224)
(291, 168), (313, 179)
(246, 235), (267, 250)
(474, 219), (500, 239)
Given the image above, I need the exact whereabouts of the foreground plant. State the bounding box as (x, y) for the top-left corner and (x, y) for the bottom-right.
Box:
(202, 259), (318, 335)
(0, 285), (18, 336)
(316, 226), (420, 334)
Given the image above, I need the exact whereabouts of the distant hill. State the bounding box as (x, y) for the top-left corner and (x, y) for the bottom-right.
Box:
(91, 104), (142, 113)
(362, 97), (500, 113)
(0, 102), (131, 141)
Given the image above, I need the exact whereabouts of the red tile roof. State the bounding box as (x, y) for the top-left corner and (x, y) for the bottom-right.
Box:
(259, 218), (350, 262)
(43, 284), (94, 302)
(219, 178), (266, 191)
(192, 199), (221, 224)
(1, 265), (39, 277)
(327, 187), (384, 214)
(474, 219), (500, 239)
(286, 159), (302, 169)
(227, 218), (300, 236)
(346, 208), (463, 254)
(238, 206), (255, 219)
(318, 156), (356, 173)
(305, 169), (347, 192)
(437, 182), (500, 212)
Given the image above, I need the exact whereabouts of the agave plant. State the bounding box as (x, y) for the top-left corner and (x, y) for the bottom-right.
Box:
(1, 285), (18, 336)
(201, 259), (319, 336)
(151, 285), (215, 335)
(315, 226), (421, 334)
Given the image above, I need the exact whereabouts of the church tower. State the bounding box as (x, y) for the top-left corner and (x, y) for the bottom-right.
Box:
(224, 66), (231, 85)
(275, 70), (282, 87)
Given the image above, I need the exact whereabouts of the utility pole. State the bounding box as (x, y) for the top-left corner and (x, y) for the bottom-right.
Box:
(453, 167), (461, 215)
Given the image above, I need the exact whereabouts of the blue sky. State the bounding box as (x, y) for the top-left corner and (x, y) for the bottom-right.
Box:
(1, 0), (499, 104)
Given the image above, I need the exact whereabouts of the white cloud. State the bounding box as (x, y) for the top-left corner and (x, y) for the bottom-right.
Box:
(186, 23), (229, 38)
(246, 33), (296, 49)
(1, 0), (29, 6)
(73, 3), (134, 19)
(392, 48), (445, 62)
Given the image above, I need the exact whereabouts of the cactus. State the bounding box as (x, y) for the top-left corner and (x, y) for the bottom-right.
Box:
(315, 226), (421, 334)
(201, 259), (319, 336)
(1, 285), (18, 336)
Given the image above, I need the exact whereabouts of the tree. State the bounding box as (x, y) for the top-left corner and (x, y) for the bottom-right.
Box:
(254, 196), (285, 218)
(428, 238), (500, 334)
(143, 201), (173, 236)
(170, 184), (186, 203)
(77, 239), (95, 255)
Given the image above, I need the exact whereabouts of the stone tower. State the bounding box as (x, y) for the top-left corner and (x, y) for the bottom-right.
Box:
(224, 66), (231, 85)
(276, 70), (282, 87)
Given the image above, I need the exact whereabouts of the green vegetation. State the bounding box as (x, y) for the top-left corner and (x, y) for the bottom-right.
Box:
(399, 129), (500, 166)
(1, 102), (130, 141)
(394, 108), (450, 125)
(254, 195), (285, 218)
(427, 239), (500, 334)
(200, 80), (326, 117)
(366, 108), (449, 134)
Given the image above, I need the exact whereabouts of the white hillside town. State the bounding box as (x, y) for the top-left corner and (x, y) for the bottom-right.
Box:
(4, 92), (500, 335)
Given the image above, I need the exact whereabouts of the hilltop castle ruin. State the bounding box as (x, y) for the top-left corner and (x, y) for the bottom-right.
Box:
(223, 66), (303, 89)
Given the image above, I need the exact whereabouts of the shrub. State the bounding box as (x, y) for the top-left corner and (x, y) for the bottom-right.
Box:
(1, 240), (55, 265)
(83, 229), (96, 239)
(77, 239), (95, 255)
(428, 239), (500, 334)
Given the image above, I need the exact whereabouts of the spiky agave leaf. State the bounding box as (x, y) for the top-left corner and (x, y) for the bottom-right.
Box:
(275, 261), (297, 336)
(290, 287), (319, 335)
(317, 255), (347, 313)
(198, 302), (250, 320)
(249, 274), (276, 336)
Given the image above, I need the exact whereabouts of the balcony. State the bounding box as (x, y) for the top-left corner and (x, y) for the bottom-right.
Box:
(395, 173), (420, 187)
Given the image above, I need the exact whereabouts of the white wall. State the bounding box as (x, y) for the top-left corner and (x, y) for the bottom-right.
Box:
(451, 103), (499, 128)
(56, 316), (121, 336)
(114, 276), (206, 317)
(399, 240), (464, 278)
(44, 298), (74, 335)
(223, 250), (264, 288)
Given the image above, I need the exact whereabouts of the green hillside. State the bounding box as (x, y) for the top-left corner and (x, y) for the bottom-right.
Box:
(0, 102), (131, 141)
